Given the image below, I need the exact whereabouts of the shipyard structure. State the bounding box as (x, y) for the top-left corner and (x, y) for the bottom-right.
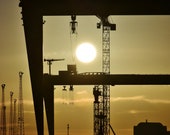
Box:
(134, 121), (170, 135)
(0, 72), (25, 135)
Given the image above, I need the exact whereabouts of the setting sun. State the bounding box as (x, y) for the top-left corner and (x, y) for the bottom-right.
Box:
(76, 42), (96, 63)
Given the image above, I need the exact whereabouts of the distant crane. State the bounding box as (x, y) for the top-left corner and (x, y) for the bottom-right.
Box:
(67, 124), (70, 135)
(9, 91), (14, 135)
(44, 58), (65, 75)
(13, 99), (17, 135)
(18, 72), (25, 135)
(0, 84), (6, 135)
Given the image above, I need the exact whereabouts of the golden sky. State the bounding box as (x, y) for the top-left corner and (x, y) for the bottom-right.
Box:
(0, 1), (170, 135)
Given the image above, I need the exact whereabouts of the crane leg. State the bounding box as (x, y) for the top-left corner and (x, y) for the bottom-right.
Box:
(43, 82), (54, 135)
(22, 5), (44, 135)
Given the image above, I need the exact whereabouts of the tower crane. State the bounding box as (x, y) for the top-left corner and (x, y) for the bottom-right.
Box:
(18, 72), (25, 135)
(1, 84), (6, 135)
(69, 14), (116, 135)
(93, 16), (116, 135)
(9, 91), (14, 135)
(13, 99), (17, 135)
(44, 58), (65, 75)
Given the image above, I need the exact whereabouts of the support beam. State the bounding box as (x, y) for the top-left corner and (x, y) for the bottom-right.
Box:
(43, 80), (54, 135)
(43, 74), (170, 85)
(19, 1), (170, 135)
(20, 0), (170, 15)
(22, 4), (44, 135)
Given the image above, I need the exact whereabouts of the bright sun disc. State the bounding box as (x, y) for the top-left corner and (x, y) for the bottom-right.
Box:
(76, 42), (96, 63)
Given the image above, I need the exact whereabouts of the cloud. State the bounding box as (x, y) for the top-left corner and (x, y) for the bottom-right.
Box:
(111, 96), (144, 102)
(5, 95), (168, 108)
(110, 96), (170, 104)
(54, 97), (93, 104)
(127, 109), (149, 114)
(76, 90), (88, 95)
(54, 96), (170, 105)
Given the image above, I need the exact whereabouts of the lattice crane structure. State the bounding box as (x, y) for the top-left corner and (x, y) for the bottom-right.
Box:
(19, 1), (170, 135)
(9, 91), (14, 135)
(0, 84), (6, 135)
(18, 72), (25, 135)
(13, 99), (17, 135)
(93, 16), (116, 135)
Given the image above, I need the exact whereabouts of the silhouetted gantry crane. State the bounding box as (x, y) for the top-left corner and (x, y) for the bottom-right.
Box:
(19, 0), (170, 135)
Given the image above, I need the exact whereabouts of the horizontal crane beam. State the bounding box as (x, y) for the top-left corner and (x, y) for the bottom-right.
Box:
(20, 0), (170, 15)
(43, 74), (170, 85)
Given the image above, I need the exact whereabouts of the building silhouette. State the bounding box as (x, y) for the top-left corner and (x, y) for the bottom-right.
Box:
(134, 120), (170, 135)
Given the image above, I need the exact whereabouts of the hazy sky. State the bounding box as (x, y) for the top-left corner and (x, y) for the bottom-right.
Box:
(1, 1), (170, 135)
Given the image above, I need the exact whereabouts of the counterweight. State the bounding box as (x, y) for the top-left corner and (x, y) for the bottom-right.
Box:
(18, 72), (25, 135)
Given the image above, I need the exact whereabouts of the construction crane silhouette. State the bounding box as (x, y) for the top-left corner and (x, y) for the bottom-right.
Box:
(9, 91), (14, 135)
(0, 84), (6, 135)
(19, 1), (170, 135)
(13, 99), (17, 135)
(93, 16), (116, 135)
(18, 72), (25, 135)
(44, 59), (65, 75)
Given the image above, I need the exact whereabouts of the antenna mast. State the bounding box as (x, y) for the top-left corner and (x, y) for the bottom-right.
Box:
(18, 72), (25, 135)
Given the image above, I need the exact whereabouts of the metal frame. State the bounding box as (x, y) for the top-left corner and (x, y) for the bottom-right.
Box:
(19, 0), (170, 135)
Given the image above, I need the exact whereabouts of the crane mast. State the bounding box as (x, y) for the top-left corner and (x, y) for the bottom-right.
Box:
(13, 99), (17, 135)
(44, 58), (65, 75)
(9, 91), (14, 135)
(94, 16), (116, 135)
(1, 84), (6, 135)
(18, 72), (25, 135)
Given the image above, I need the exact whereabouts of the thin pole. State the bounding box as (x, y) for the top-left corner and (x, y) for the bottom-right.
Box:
(67, 124), (69, 135)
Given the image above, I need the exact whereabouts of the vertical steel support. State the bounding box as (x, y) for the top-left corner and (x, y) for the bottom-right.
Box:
(1, 84), (6, 135)
(18, 72), (25, 135)
(102, 26), (110, 135)
(9, 91), (14, 135)
(43, 78), (54, 135)
(13, 99), (17, 135)
(22, 3), (44, 135)
(94, 25), (110, 135)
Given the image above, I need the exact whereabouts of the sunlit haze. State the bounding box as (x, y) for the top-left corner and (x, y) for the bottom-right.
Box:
(0, 1), (170, 135)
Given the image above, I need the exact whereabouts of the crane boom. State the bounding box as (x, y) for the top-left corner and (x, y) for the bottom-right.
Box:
(44, 58), (65, 75)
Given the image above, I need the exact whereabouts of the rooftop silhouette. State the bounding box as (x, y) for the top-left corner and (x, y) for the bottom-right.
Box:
(134, 120), (170, 135)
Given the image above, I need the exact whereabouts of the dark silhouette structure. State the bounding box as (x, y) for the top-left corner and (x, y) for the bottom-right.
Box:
(134, 121), (170, 135)
(19, 0), (170, 135)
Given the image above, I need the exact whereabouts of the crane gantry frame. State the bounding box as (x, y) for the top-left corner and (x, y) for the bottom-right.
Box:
(19, 0), (170, 135)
